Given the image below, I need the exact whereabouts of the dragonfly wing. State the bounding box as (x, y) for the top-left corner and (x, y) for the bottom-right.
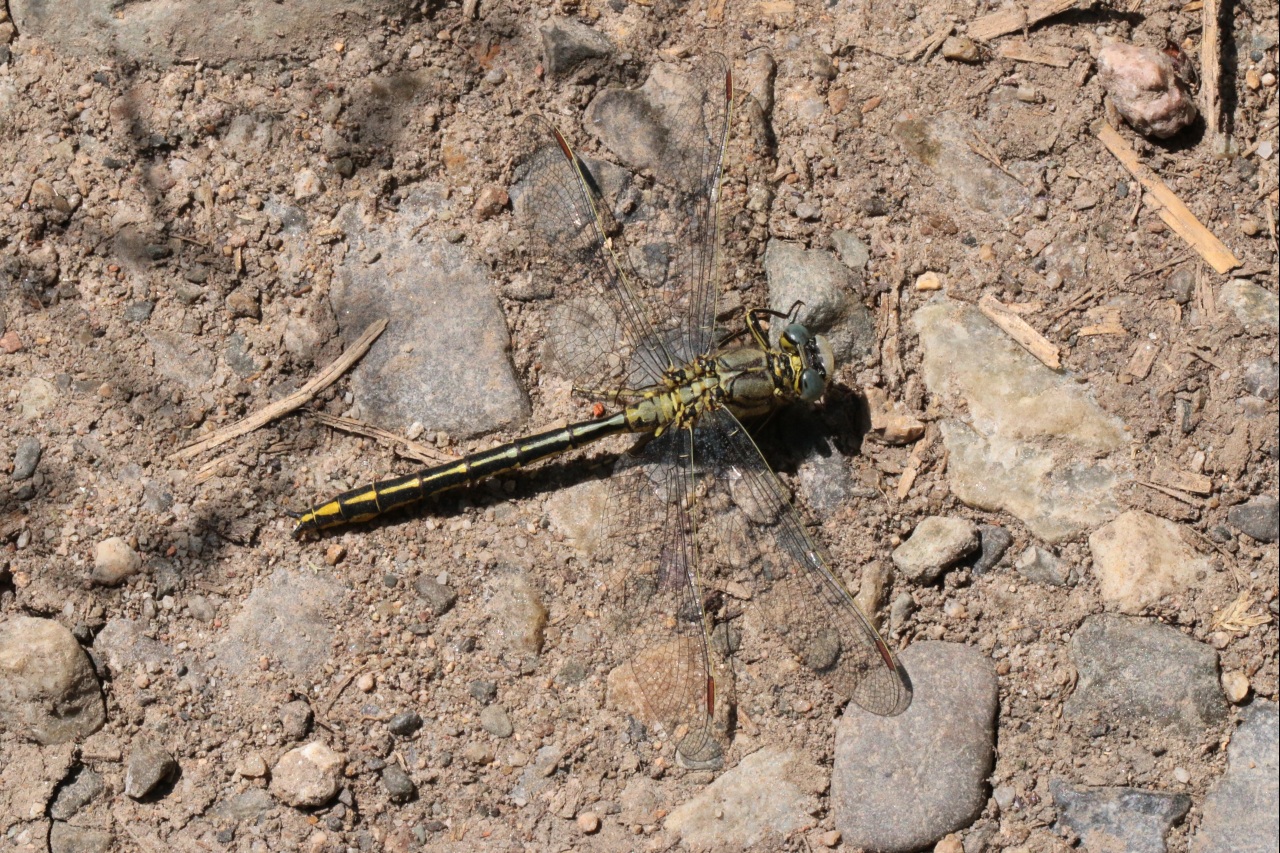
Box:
(691, 408), (912, 717)
(597, 427), (724, 766)
(512, 116), (672, 395)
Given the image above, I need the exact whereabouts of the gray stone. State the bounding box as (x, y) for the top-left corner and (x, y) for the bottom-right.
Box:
(1051, 780), (1190, 853)
(539, 18), (612, 76)
(833, 642), (997, 853)
(279, 700), (313, 741)
(388, 710), (423, 736)
(216, 568), (345, 681)
(332, 187), (529, 438)
(891, 516), (980, 583)
(585, 61), (714, 178)
(1016, 545), (1076, 586)
(1192, 701), (1279, 853)
(380, 764), (416, 803)
(1227, 495), (1279, 543)
(94, 618), (174, 675)
(666, 749), (827, 848)
(124, 742), (177, 799)
(893, 113), (1030, 220)
(1065, 615), (1227, 740)
(211, 788), (277, 823)
(49, 767), (105, 820)
(270, 742), (345, 808)
(90, 536), (142, 586)
(765, 240), (875, 365)
(49, 823), (113, 853)
(0, 617), (105, 745)
(10, 0), (412, 65)
(413, 576), (457, 617)
(831, 231), (871, 273)
(1220, 279), (1279, 334)
(480, 704), (514, 738)
(915, 300), (1129, 543)
(11, 436), (41, 481)
(972, 525), (1013, 575)
(1241, 357), (1278, 401)
(794, 448), (857, 514)
(1089, 511), (1211, 613)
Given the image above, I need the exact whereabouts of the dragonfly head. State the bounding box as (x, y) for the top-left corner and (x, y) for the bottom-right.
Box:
(780, 323), (835, 403)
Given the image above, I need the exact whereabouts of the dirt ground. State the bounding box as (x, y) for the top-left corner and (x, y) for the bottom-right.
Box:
(0, 0), (1277, 851)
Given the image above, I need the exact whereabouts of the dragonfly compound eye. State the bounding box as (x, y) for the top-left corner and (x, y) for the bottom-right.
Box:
(798, 368), (826, 402)
(781, 323), (811, 351)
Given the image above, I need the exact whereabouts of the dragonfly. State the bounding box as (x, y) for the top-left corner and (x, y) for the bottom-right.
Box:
(292, 54), (910, 765)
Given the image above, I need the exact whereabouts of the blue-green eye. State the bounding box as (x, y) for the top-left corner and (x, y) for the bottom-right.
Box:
(782, 324), (810, 350)
(798, 368), (825, 402)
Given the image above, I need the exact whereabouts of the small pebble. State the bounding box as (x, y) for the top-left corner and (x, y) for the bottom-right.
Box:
(1245, 68), (1262, 90)
(381, 764), (416, 803)
(473, 185), (509, 220)
(1262, 72), (1276, 87)
(934, 834), (964, 853)
(270, 742), (345, 807)
(577, 812), (601, 833)
(388, 710), (424, 736)
(1240, 218), (1262, 237)
(941, 36), (980, 62)
(1173, 766), (1191, 784)
(324, 544), (346, 566)
(1221, 671), (1250, 703)
(819, 829), (841, 848)
(237, 754), (268, 778)
(480, 704), (514, 738)
(125, 743), (177, 799)
(91, 537), (142, 586)
(915, 271), (944, 291)
(357, 673), (376, 693)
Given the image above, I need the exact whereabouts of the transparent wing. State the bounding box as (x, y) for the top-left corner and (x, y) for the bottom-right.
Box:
(512, 116), (671, 396)
(601, 54), (732, 368)
(692, 408), (912, 717)
(597, 427), (724, 766)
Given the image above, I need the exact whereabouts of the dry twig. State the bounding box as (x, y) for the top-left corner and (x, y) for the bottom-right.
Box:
(1097, 123), (1240, 274)
(978, 294), (1061, 369)
(167, 319), (389, 462)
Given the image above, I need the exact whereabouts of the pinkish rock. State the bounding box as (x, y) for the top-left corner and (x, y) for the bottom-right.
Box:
(1098, 42), (1197, 139)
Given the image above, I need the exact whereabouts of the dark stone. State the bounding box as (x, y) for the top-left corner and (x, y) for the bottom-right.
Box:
(1065, 615), (1226, 740)
(11, 436), (42, 481)
(1241, 358), (1278, 401)
(468, 679), (497, 704)
(388, 710), (423, 736)
(124, 300), (155, 322)
(414, 576), (458, 617)
(124, 742), (177, 799)
(380, 764), (416, 802)
(1051, 780), (1190, 853)
(539, 18), (612, 76)
(971, 525), (1013, 575)
(1227, 496), (1279, 543)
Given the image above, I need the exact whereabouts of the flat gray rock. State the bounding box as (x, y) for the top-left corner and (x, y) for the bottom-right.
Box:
(10, 0), (412, 65)
(48, 823), (113, 853)
(1065, 615), (1226, 740)
(1016, 545), (1076, 586)
(765, 240), (876, 365)
(915, 300), (1129, 542)
(1051, 780), (1190, 853)
(666, 748), (827, 851)
(332, 187), (529, 438)
(0, 617), (105, 745)
(216, 568), (346, 682)
(833, 642), (997, 853)
(1219, 279), (1279, 335)
(893, 112), (1030, 220)
(1192, 701), (1279, 853)
(124, 741), (177, 799)
(891, 516), (980, 583)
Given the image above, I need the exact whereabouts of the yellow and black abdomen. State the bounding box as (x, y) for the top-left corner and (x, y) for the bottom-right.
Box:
(292, 411), (632, 535)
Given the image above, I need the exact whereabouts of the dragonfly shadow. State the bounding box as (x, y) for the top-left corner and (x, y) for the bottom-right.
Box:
(750, 380), (871, 477)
